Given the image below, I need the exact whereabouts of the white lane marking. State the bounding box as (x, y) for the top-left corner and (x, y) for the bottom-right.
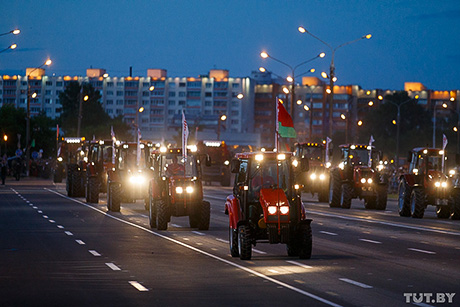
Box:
(49, 220), (55, 223)
(268, 269), (279, 273)
(37, 210), (43, 214)
(320, 231), (338, 236)
(46, 188), (343, 307)
(42, 215), (48, 219)
(171, 223), (182, 228)
(339, 278), (373, 289)
(89, 250), (101, 256)
(192, 231), (206, 236)
(106, 263), (121, 271)
(129, 281), (149, 292)
(413, 302), (435, 307)
(64, 231), (73, 236)
(359, 239), (382, 244)
(408, 248), (436, 255)
(286, 260), (313, 269)
(32, 206), (38, 209)
(182, 238), (189, 241)
(204, 195), (225, 201)
(305, 209), (460, 236)
(57, 225), (64, 229)
(75, 240), (85, 245)
(253, 248), (267, 254)
(26, 201), (30, 203)
(216, 238), (229, 244)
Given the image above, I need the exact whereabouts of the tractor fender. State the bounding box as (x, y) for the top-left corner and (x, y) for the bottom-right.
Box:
(225, 195), (241, 229)
(400, 174), (416, 187)
(107, 169), (120, 183)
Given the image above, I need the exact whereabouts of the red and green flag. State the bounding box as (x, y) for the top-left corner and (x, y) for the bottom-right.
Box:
(277, 99), (296, 138)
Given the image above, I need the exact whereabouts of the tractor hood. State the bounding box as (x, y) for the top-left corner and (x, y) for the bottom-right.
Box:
(259, 188), (289, 207)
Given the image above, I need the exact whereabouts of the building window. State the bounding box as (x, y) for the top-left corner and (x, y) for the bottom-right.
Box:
(116, 91), (123, 96)
(107, 82), (114, 87)
(232, 83), (240, 88)
(168, 100), (175, 106)
(179, 92), (186, 97)
(187, 81), (201, 88)
(56, 81), (63, 87)
(169, 91), (176, 97)
(116, 100), (124, 105)
(116, 109), (123, 115)
(179, 82), (186, 87)
(46, 81), (53, 86)
(205, 92), (212, 97)
(106, 100), (114, 105)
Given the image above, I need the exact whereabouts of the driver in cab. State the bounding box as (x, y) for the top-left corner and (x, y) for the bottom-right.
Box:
(166, 155), (185, 176)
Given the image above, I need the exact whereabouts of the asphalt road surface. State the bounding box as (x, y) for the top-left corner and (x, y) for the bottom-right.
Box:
(1, 178), (459, 307)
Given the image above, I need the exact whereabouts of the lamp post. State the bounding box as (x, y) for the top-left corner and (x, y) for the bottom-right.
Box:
(3, 134), (7, 155)
(216, 114), (227, 140)
(432, 101), (449, 148)
(77, 89), (89, 138)
(298, 26), (371, 138)
(0, 29), (20, 37)
(260, 51), (325, 120)
(0, 43), (17, 54)
(25, 59), (52, 176)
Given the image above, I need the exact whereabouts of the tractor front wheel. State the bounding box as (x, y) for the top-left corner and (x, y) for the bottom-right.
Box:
(149, 197), (157, 228)
(376, 184), (388, 210)
(298, 223), (313, 259)
(229, 227), (239, 257)
(238, 224), (252, 260)
(86, 177), (99, 203)
(398, 179), (411, 217)
(329, 171), (341, 208)
(109, 182), (121, 212)
(341, 183), (353, 209)
(157, 201), (170, 230)
(410, 188), (425, 218)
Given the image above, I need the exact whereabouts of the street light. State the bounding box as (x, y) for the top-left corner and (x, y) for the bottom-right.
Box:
(298, 26), (372, 138)
(0, 29), (20, 37)
(260, 50), (325, 118)
(25, 59), (52, 176)
(217, 114), (227, 140)
(0, 43), (17, 54)
(440, 97), (460, 153)
(3, 134), (7, 155)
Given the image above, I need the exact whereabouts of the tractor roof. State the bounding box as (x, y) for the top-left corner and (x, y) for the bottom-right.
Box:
(235, 151), (293, 160)
(295, 142), (325, 148)
(412, 147), (444, 155)
(339, 144), (375, 150)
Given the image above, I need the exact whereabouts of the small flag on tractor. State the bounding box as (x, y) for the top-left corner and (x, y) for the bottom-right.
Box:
(277, 99), (296, 138)
(182, 110), (189, 160)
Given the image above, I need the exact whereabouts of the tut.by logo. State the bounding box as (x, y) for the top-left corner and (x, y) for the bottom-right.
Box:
(404, 293), (455, 304)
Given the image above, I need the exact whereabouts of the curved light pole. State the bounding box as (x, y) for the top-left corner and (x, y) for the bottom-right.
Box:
(432, 101), (448, 148)
(260, 51), (325, 119)
(0, 43), (17, 54)
(0, 29), (20, 37)
(298, 26), (371, 138)
(25, 59), (52, 176)
(217, 114), (227, 140)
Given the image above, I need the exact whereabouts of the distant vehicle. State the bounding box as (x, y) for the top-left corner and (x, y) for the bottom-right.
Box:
(398, 147), (460, 219)
(329, 144), (388, 210)
(197, 140), (232, 186)
(294, 142), (331, 202)
(147, 147), (211, 230)
(106, 141), (154, 212)
(225, 151), (312, 260)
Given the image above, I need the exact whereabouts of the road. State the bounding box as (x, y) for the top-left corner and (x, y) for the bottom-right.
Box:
(1, 178), (459, 306)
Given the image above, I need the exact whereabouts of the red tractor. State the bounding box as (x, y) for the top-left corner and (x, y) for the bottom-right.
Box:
(294, 142), (331, 202)
(84, 139), (115, 203)
(106, 141), (154, 212)
(329, 144), (388, 210)
(147, 147), (211, 230)
(197, 140), (232, 186)
(398, 147), (460, 219)
(56, 137), (88, 197)
(225, 151), (312, 260)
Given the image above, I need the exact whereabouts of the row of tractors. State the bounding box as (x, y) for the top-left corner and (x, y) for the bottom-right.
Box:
(294, 142), (460, 220)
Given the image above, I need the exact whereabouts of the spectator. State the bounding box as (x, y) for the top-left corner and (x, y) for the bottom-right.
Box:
(1, 154), (8, 185)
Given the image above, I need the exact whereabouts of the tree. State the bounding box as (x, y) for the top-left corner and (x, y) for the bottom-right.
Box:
(0, 104), (26, 157)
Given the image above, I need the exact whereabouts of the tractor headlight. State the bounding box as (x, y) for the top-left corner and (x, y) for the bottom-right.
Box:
(339, 162), (344, 170)
(441, 182), (447, 188)
(449, 169), (456, 176)
(310, 173), (317, 180)
(186, 186), (194, 193)
(435, 182), (441, 188)
(413, 168), (419, 175)
(361, 178), (366, 184)
(224, 160), (230, 166)
(325, 162), (331, 168)
(319, 174), (326, 180)
(294, 184), (300, 190)
(57, 157), (63, 162)
(129, 175), (146, 184)
(176, 187), (183, 194)
(267, 206), (277, 215)
(367, 178), (373, 184)
(279, 206), (289, 215)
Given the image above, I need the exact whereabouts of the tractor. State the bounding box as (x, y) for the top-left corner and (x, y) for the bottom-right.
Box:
(84, 139), (115, 203)
(106, 141), (154, 212)
(398, 147), (460, 219)
(147, 147), (211, 230)
(329, 144), (388, 210)
(294, 142), (331, 202)
(197, 140), (232, 186)
(55, 137), (87, 197)
(225, 151), (312, 260)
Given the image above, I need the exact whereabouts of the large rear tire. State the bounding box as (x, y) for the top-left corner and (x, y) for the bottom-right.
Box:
(229, 227), (239, 257)
(298, 223), (313, 259)
(157, 201), (170, 230)
(410, 188), (425, 218)
(329, 170), (341, 208)
(341, 183), (353, 209)
(197, 201), (210, 230)
(375, 184), (388, 210)
(238, 224), (252, 260)
(398, 179), (411, 217)
(109, 182), (121, 212)
(149, 197), (157, 228)
(86, 177), (99, 203)
(71, 168), (84, 197)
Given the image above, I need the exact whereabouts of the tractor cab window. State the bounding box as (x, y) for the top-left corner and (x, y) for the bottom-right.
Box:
(418, 154), (442, 171)
(343, 147), (378, 167)
(247, 158), (291, 202)
(102, 145), (113, 163)
(161, 154), (197, 177)
(299, 146), (323, 161)
(118, 147), (148, 170)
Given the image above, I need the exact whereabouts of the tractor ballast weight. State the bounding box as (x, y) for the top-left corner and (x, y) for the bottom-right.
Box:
(225, 152), (312, 260)
(148, 147), (211, 230)
(398, 147), (460, 219)
(329, 144), (388, 210)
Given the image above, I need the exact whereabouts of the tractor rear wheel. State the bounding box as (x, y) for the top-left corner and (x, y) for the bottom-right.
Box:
(229, 227), (239, 257)
(149, 197), (157, 228)
(318, 186), (329, 203)
(298, 223), (313, 259)
(410, 188), (425, 218)
(238, 224), (252, 260)
(109, 182), (121, 212)
(329, 170), (341, 208)
(86, 177), (99, 203)
(71, 168), (84, 197)
(364, 197), (376, 209)
(436, 205), (451, 219)
(375, 184), (388, 210)
(452, 190), (460, 220)
(398, 179), (411, 217)
(341, 183), (353, 209)
(197, 201), (210, 230)
(157, 201), (170, 230)
(66, 165), (75, 196)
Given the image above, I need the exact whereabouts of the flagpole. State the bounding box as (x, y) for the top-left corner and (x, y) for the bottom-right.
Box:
(275, 98), (279, 152)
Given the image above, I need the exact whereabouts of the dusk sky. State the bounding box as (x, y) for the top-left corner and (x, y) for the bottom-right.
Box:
(1, 0), (459, 90)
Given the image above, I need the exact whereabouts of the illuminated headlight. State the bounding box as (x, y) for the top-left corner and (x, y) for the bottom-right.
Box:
(413, 168), (419, 175)
(339, 162), (344, 170)
(423, 149), (428, 154)
(255, 154), (264, 161)
(310, 173), (317, 180)
(277, 153), (286, 160)
(244, 185), (249, 191)
(435, 182), (441, 187)
(442, 182), (448, 188)
(292, 159), (299, 167)
(176, 187), (183, 194)
(377, 165), (384, 171)
(280, 206), (289, 215)
(224, 160), (230, 166)
(361, 178), (366, 184)
(186, 186), (194, 193)
(319, 174), (326, 180)
(129, 175), (146, 184)
(268, 206), (277, 215)
(57, 157), (63, 162)
(367, 178), (373, 184)
(294, 184), (300, 190)
(449, 169), (456, 176)
(439, 150), (444, 155)
(160, 146), (167, 153)
(325, 162), (331, 168)
(83, 157), (88, 163)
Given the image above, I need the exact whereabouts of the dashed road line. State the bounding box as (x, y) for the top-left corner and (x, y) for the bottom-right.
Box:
(253, 248), (267, 254)
(75, 240), (85, 245)
(64, 231), (73, 236)
(216, 238), (229, 244)
(42, 215), (48, 219)
(129, 281), (149, 292)
(106, 263), (121, 271)
(339, 278), (373, 289)
(320, 231), (338, 236)
(37, 210), (43, 214)
(286, 260), (313, 269)
(49, 220), (55, 223)
(89, 250), (101, 256)
(408, 248), (436, 255)
(57, 225), (64, 229)
(192, 231), (206, 236)
(359, 239), (382, 244)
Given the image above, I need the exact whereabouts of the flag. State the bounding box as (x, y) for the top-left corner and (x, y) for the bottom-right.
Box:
(325, 137), (332, 163)
(368, 135), (375, 167)
(442, 134), (448, 150)
(369, 135), (375, 146)
(56, 124), (59, 140)
(111, 126), (116, 164)
(277, 99), (296, 138)
(182, 110), (189, 160)
(136, 128), (141, 167)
